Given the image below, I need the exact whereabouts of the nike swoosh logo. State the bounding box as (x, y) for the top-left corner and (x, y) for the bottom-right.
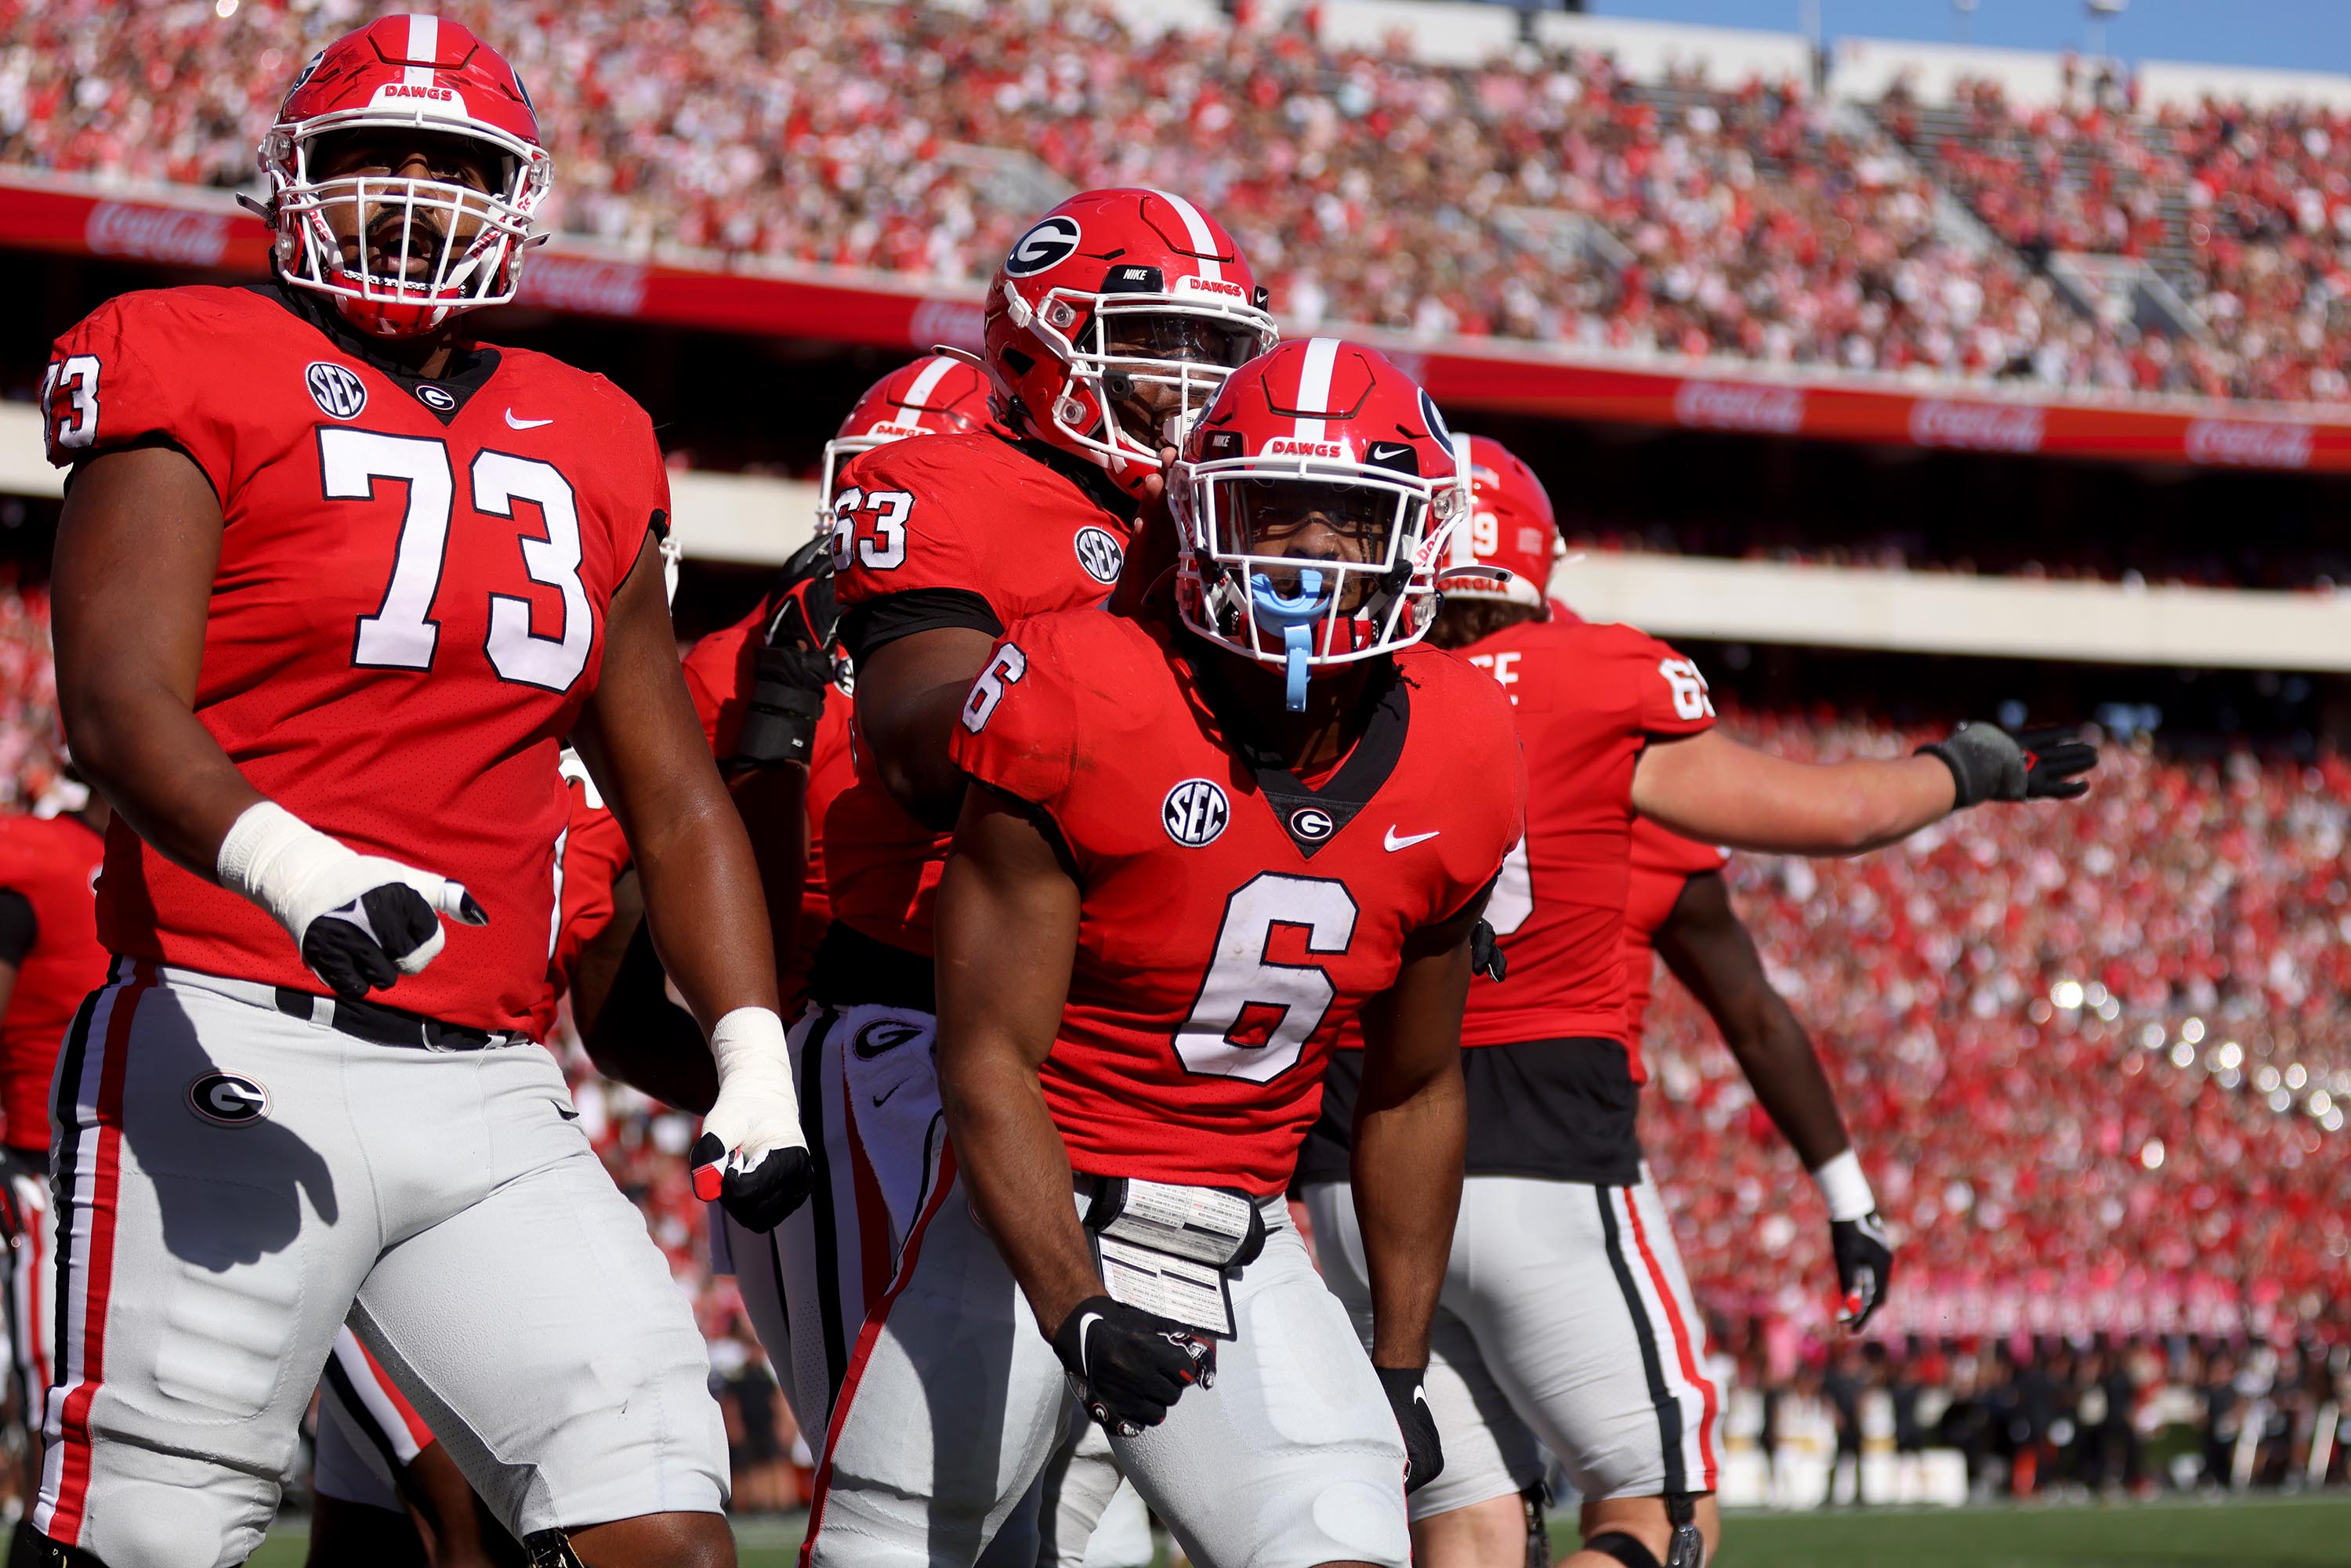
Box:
(1077, 1312), (1103, 1376)
(871, 1081), (901, 1109)
(1384, 827), (1440, 851)
(505, 409), (553, 429)
(1368, 442), (1411, 462)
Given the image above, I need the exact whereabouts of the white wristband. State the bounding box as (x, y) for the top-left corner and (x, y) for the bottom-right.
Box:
(1809, 1150), (1877, 1222)
(711, 1006), (797, 1100)
(216, 800), (347, 931)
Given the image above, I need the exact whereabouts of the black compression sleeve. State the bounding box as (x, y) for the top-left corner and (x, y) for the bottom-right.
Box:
(839, 588), (1003, 665)
(0, 891), (37, 967)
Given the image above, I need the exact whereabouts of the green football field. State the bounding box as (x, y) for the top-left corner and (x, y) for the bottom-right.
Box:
(245, 1493), (2351, 1566)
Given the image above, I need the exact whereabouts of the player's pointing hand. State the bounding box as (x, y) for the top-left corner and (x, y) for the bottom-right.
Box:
(216, 801), (489, 1001)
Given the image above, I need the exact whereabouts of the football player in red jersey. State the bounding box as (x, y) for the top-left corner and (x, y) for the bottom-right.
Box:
(781, 190), (1276, 1460)
(34, 17), (806, 1566)
(1300, 438), (2093, 1568)
(0, 775), (109, 1534)
(799, 339), (1527, 1568)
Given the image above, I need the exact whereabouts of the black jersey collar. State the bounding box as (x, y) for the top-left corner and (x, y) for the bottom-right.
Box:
(251, 279), (502, 428)
(1003, 432), (1142, 527)
(1178, 632), (1411, 860)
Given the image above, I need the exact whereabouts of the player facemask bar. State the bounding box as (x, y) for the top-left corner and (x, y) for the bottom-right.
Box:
(1183, 465), (1464, 711)
(263, 116), (550, 335)
(1010, 285), (1277, 476)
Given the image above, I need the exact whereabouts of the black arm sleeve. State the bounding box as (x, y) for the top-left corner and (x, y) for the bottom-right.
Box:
(839, 588), (1004, 666)
(0, 891), (36, 967)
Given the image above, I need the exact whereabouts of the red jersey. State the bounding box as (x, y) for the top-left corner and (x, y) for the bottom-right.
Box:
(679, 601), (857, 1000)
(0, 813), (107, 1151)
(42, 284), (666, 1033)
(521, 766), (634, 1044)
(824, 432), (1135, 960)
(951, 607), (1525, 1194)
(1456, 618), (1715, 1060)
(1620, 818), (1731, 1063)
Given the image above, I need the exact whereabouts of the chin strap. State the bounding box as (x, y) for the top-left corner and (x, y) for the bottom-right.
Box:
(1248, 568), (1328, 712)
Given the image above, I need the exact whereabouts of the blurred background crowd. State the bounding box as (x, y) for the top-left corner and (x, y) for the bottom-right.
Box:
(5, 0), (2351, 401)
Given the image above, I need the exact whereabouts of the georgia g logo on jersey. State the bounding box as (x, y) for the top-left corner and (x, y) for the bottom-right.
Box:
(1074, 525), (1125, 585)
(1005, 215), (1082, 277)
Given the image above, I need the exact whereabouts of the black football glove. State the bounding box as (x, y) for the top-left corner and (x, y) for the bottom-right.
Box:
(1469, 918), (1508, 982)
(728, 537), (843, 771)
(1831, 1211), (1896, 1331)
(1378, 1366), (1445, 1495)
(765, 534), (843, 654)
(1918, 722), (2096, 807)
(1052, 1295), (1215, 1436)
(304, 882), (487, 1001)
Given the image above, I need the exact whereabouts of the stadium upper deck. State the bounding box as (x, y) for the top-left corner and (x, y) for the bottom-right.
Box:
(6, 0), (2351, 415)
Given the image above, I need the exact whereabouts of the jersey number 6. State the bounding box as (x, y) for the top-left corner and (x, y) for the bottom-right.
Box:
(323, 428), (593, 692)
(1175, 873), (1360, 1082)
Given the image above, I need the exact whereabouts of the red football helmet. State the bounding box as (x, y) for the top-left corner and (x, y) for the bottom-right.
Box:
(1173, 338), (1471, 708)
(984, 189), (1277, 497)
(1443, 436), (1563, 608)
(818, 354), (999, 512)
(256, 14), (552, 337)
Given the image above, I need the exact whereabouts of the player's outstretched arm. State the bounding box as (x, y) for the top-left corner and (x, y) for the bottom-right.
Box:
(575, 533), (808, 1228)
(933, 787), (1093, 1331)
(855, 626), (1005, 829)
(1632, 722), (2096, 857)
(1353, 894), (1487, 1493)
(1652, 870), (1894, 1328)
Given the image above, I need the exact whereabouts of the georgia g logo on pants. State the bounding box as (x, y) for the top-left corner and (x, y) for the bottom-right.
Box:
(187, 1072), (271, 1127)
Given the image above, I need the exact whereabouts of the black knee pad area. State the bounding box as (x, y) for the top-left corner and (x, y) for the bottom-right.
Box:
(1584, 1530), (1665, 1568)
(14, 1523), (108, 1568)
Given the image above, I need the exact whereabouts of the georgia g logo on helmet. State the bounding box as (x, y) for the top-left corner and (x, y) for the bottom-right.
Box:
(1005, 215), (1084, 278)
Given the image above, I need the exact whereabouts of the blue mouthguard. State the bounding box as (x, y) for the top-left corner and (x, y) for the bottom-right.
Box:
(1249, 569), (1329, 712)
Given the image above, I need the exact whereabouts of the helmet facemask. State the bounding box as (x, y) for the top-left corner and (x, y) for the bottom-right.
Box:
(266, 119), (550, 337)
(1178, 458), (1469, 710)
(1016, 284), (1276, 483)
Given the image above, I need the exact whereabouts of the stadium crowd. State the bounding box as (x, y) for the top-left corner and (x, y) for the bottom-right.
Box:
(5, 0), (2351, 402)
(1882, 76), (2351, 403)
(1644, 715), (2351, 1346)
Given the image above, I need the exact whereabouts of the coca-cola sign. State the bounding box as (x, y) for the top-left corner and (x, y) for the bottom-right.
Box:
(84, 201), (231, 267)
(1907, 398), (2046, 454)
(1673, 378), (1806, 434)
(516, 253), (647, 318)
(2185, 417), (2314, 470)
(910, 298), (986, 352)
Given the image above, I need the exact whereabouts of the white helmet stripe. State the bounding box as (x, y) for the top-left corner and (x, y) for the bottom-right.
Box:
(1291, 337), (1342, 444)
(902, 355), (958, 407)
(1151, 189), (1223, 284)
(403, 14), (440, 89)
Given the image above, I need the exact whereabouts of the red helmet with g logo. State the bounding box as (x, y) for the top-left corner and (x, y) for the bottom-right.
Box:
(984, 189), (1277, 497)
(1172, 339), (1470, 707)
(1443, 436), (1562, 607)
(259, 14), (551, 338)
